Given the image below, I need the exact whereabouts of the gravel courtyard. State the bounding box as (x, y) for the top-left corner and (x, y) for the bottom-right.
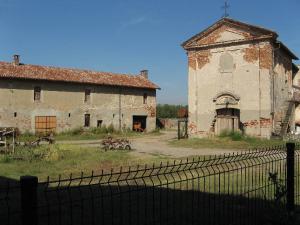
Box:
(58, 130), (242, 158)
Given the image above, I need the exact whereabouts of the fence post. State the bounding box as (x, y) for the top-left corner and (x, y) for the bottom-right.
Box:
(178, 120), (180, 140)
(286, 142), (295, 214)
(20, 176), (38, 225)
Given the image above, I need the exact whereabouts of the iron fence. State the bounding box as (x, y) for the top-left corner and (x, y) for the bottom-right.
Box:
(1, 143), (300, 225)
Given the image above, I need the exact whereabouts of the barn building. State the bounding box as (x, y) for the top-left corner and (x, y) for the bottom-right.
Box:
(182, 18), (299, 138)
(0, 55), (159, 134)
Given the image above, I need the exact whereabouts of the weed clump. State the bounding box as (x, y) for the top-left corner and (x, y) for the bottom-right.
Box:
(0, 145), (65, 163)
(219, 130), (243, 141)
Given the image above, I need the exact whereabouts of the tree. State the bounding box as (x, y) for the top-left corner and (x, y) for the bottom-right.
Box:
(156, 104), (188, 118)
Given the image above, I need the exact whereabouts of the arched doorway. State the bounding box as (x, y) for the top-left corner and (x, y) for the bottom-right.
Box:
(213, 92), (240, 135)
(215, 108), (240, 135)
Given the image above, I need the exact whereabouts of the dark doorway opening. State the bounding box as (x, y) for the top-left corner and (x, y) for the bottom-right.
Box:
(132, 116), (147, 132)
(97, 120), (103, 128)
(84, 114), (90, 127)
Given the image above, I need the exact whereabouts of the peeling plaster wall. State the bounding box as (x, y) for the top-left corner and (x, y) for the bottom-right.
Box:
(293, 66), (300, 125)
(188, 41), (273, 138)
(273, 50), (294, 129)
(0, 79), (156, 133)
(293, 66), (300, 86)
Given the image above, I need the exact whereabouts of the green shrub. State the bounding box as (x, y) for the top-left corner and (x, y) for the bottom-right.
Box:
(2, 145), (64, 163)
(19, 130), (35, 142)
(219, 130), (243, 141)
(70, 127), (84, 135)
(22, 130), (33, 136)
(107, 124), (115, 133)
(44, 145), (64, 162)
(90, 125), (108, 134)
(219, 130), (232, 138)
(152, 128), (161, 133)
(230, 131), (243, 141)
(58, 127), (84, 136)
(0, 154), (12, 163)
(122, 127), (132, 133)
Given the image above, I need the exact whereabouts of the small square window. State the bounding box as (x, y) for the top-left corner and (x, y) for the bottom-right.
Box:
(34, 87), (41, 101)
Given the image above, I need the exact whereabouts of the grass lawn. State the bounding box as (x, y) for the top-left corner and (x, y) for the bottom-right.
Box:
(170, 136), (286, 149)
(0, 144), (170, 181)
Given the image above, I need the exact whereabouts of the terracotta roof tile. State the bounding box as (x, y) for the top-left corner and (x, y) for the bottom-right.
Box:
(0, 62), (160, 89)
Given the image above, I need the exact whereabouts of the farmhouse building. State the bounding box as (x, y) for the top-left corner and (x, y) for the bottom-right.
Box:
(0, 55), (159, 134)
(182, 18), (299, 138)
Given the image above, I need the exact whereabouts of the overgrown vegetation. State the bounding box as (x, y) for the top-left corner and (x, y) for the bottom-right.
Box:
(170, 131), (286, 149)
(157, 104), (188, 118)
(0, 143), (169, 181)
(17, 125), (161, 142)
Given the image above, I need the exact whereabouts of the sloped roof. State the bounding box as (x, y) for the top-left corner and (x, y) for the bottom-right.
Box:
(293, 63), (299, 74)
(0, 61), (160, 90)
(275, 41), (299, 60)
(182, 18), (277, 49)
(182, 17), (298, 60)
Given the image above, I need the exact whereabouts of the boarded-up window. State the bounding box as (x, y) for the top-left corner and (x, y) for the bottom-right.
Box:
(84, 114), (90, 127)
(35, 116), (56, 134)
(34, 87), (41, 101)
(219, 52), (234, 73)
(84, 89), (91, 103)
(143, 93), (147, 104)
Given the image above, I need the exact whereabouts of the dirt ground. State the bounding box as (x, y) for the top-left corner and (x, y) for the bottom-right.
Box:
(58, 130), (242, 158)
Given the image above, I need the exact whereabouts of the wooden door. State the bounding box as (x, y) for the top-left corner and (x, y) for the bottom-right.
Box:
(215, 108), (240, 135)
(35, 116), (57, 134)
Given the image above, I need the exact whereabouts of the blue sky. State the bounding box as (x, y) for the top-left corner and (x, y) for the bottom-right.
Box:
(0, 0), (299, 104)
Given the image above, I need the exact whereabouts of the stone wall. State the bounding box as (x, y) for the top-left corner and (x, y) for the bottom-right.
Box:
(0, 79), (156, 133)
(273, 50), (295, 131)
(157, 118), (178, 129)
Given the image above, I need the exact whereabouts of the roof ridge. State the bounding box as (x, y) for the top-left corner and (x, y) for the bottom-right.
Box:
(0, 61), (160, 89)
(182, 17), (278, 49)
(222, 17), (278, 35)
(0, 61), (138, 77)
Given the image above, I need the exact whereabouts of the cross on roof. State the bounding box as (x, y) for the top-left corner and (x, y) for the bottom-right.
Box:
(222, 1), (230, 18)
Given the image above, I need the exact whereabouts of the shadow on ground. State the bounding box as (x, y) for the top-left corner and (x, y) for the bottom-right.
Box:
(1, 176), (299, 225)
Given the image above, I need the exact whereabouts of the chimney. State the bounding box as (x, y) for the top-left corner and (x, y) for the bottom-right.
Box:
(140, 70), (148, 79)
(13, 54), (20, 65)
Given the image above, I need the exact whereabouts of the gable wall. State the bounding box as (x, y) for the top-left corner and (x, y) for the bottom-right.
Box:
(195, 24), (256, 46)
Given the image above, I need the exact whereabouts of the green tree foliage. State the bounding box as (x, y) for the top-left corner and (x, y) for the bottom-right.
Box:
(156, 104), (188, 118)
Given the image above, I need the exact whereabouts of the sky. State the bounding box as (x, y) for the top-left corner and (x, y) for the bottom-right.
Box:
(0, 0), (300, 104)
